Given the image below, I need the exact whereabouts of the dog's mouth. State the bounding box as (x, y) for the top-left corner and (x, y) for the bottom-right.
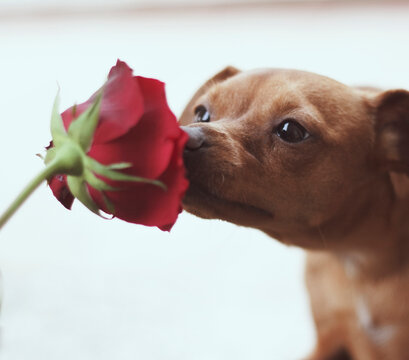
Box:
(183, 181), (274, 226)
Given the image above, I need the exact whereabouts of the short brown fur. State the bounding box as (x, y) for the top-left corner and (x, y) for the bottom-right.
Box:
(179, 67), (409, 360)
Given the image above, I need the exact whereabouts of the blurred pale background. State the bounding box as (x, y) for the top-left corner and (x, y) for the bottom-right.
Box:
(0, 1), (409, 359)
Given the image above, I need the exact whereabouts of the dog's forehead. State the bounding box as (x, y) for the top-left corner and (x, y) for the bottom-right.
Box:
(220, 68), (350, 97)
(207, 68), (356, 112)
(206, 68), (372, 143)
(207, 69), (357, 117)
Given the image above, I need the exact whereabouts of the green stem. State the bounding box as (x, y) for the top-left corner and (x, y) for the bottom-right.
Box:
(0, 141), (84, 231)
(0, 161), (62, 230)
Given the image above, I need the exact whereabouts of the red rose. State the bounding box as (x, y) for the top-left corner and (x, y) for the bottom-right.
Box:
(48, 60), (188, 231)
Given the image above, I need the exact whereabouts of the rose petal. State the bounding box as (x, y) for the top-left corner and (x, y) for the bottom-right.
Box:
(88, 128), (189, 230)
(61, 60), (145, 144)
(48, 175), (75, 210)
(135, 76), (171, 114)
(88, 103), (181, 180)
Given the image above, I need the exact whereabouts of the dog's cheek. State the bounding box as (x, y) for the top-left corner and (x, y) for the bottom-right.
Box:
(261, 144), (340, 224)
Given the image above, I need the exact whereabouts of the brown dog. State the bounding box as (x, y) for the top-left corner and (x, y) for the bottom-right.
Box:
(179, 67), (409, 360)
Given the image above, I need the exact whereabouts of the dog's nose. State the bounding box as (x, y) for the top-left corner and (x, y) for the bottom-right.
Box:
(181, 126), (205, 150)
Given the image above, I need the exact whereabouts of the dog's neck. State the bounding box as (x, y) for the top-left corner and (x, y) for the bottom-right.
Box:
(343, 173), (409, 279)
(332, 173), (409, 280)
(337, 172), (409, 279)
(266, 172), (409, 279)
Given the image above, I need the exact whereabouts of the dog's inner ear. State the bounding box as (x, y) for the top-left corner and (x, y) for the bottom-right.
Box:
(179, 66), (240, 126)
(375, 89), (409, 174)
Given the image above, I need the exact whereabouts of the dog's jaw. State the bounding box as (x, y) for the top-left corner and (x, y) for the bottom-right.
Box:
(183, 182), (274, 228)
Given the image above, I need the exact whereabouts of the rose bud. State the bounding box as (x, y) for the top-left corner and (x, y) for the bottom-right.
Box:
(47, 60), (188, 231)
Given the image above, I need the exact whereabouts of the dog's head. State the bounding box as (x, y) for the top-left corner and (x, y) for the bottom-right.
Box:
(179, 67), (409, 248)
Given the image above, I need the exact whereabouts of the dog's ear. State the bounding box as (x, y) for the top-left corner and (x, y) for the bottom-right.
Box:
(374, 89), (409, 174)
(179, 66), (240, 125)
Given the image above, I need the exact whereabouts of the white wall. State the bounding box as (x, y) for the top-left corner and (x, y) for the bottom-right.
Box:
(0, 0), (380, 14)
(0, 3), (408, 360)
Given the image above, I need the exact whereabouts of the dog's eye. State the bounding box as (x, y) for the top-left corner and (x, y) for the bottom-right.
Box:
(194, 105), (210, 123)
(276, 120), (309, 143)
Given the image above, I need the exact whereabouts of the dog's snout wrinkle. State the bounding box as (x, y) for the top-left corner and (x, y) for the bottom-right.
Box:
(181, 126), (205, 151)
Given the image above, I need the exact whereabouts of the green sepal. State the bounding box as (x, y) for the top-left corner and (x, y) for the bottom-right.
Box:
(49, 141), (85, 176)
(86, 157), (167, 191)
(67, 88), (104, 152)
(44, 147), (57, 165)
(50, 90), (68, 147)
(105, 162), (133, 170)
(102, 193), (115, 214)
(84, 169), (117, 192)
(67, 175), (100, 215)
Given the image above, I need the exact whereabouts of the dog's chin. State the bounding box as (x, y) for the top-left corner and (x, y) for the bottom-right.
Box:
(182, 182), (274, 228)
